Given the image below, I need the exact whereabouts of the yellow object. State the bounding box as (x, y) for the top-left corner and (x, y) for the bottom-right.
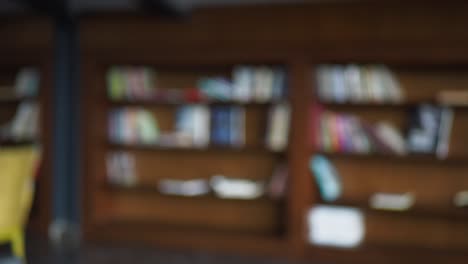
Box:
(0, 147), (40, 262)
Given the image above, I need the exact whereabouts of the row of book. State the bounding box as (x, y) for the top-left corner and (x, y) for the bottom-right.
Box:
(310, 154), (416, 212)
(316, 64), (403, 103)
(407, 104), (454, 159)
(0, 68), (39, 100)
(314, 104), (454, 159)
(109, 103), (290, 151)
(108, 108), (160, 146)
(0, 102), (40, 142)
(107, 67), (156, 100)
(107, 66), (287, 103)
(106, 151), (288, 200)
(314, 108), (407, 155)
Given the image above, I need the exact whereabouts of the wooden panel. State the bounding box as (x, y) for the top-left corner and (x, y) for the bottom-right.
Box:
(395, 68), (468, 102)
(80, 3), (468, 60)
(93, 190), (282, 234)
(114, 150), (283, 185)
(366, 212), (468, 250)
(326, 157), (468, 213)
(450, 111), (468, 158)
(0, 16), (52, 51)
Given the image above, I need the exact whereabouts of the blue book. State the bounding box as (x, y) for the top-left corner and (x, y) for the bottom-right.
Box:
(220, 107), (231, 146)
(210, 106), (223, 145)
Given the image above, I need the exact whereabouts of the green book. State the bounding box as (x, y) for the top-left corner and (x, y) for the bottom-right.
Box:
(107, 67), (126, 100)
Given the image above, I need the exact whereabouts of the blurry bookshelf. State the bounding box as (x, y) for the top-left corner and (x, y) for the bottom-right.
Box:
(0, 66), (49, 231)
(307, 63), (468, 253)
(83, 64), (291, 247)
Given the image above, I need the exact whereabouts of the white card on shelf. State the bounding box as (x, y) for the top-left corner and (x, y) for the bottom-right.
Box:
(308, 205), (364, 248)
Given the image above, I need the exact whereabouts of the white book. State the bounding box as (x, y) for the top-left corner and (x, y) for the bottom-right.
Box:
(232, 66), (253, 102)
(331, 66), (347, 103)
(252, 67), (274, 102)
(344, 64), (363, 103)
(10, 102), (39, 141)
(266, 103), (291, 152)
(192, 105), (211, 148)
(370, 192), (415, 211)
(120, 152), (137, 186)
(378, 65), (404, 103)
(369, 65), (386, 103)
(361, 66), (375, 102)
(436, 107), (454, 159)
(158, 179), (210, 196)
(375, 122), (407, 155)
(316, 66), (333, 102)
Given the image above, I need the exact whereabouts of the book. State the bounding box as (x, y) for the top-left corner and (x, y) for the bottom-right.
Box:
(7, 102), (40, 141)
(316, 65), (333, 102)
(232, 66), (253, 102)
(316, 64), (403, 103)
(369, 192), (414, 211)
(331, 66), (347, 103)
(107, 67), (126, 100)
(436, 107), (454, 159)
(406, 104), (441, 153)
(229, 106), (245, 147)
(210, 175), (265, 199)
(344, 64), (363, 103)
(266, 103), (290, 152)
(158, 178), (210, 197)
(107, 67), (157, 101)
(107, 152), (137, 187)
(15, 67), (40, 97)
(267, 163), (288, 200)
(272, 68), (287, 100)
(192, 105), (211, 148)
(309, 155), (342, 202)
(109, 108), (159, 145)
(137, 110), (160, 145)
(252, 67), (274, 102)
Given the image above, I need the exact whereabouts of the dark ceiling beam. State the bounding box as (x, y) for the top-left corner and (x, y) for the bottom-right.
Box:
(17, 0), (69, 19)
(139, 0), (192, 17)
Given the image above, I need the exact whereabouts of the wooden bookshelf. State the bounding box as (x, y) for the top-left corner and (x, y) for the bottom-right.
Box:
(82, 60), (293, 255)
(0, 60), (52, 234)
(0, 17), (53, 234)
(81, 2), (468, 263)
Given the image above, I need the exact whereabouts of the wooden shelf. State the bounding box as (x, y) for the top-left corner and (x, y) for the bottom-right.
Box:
(320, 101), (468, 110)
(81, 5), (468, 261)
(0, 96), (37, 105)
(317, 201), (468, 220)
(109, 99), (286, 107)
(108, 142), (286, 154)
(105, 184), (282, 203)
(0, 140), (38, 146)
(315, 151), (468, 163)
